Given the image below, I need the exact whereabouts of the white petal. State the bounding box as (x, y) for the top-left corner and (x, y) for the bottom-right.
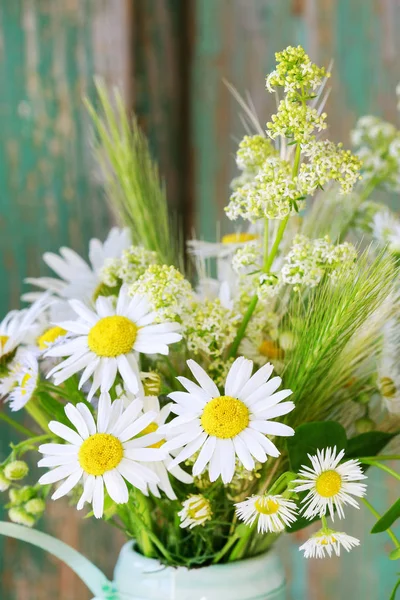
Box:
(192, 436), (217, 477)
(167, 433), (207, 469)
(64, 404), (90, 439)
(39, 462), (80, 485)
(116, 354), (140, 393)
(225, 357), (253, 398)
(233, 436), (255, 471)
(49, 422), (83, 446)
(76, 403), (97, 436)
(187, 360), (220, 397)
(52, 468), (83, 500)
(103, 469), (129, 504)
(92, 477), (105, 518)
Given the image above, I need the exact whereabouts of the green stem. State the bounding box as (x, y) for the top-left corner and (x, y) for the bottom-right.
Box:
(359, 456), (400, 462)
(228, 295), (259, 358)
(360, 459), (400, 482)
(292, 143), (301, 178)
(263, 218), (269, 272)
(11, 434), (52, 455)
(24, 397), (50, 433)
(321, 515), (329, 531)
(0, 412), (37, 438)
(133, 490), (155, 557)
(263, 216), (290, 273)
(228, 523), (256, 562)
(362, 498), (400, 548)
(212, 533), (240, 564)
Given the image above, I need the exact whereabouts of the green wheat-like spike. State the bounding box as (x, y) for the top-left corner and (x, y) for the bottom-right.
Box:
(85, 78), (183, 270)
(282, 248), (398, 427)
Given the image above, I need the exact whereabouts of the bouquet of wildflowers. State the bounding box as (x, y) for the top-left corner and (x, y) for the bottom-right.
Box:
(2, 46), (400, 586)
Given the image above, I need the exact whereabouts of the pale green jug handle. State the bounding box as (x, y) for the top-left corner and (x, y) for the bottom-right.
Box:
(0, 521), (118, 599)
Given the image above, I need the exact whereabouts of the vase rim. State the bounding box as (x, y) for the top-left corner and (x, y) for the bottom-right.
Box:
(122, 540), (278, 572)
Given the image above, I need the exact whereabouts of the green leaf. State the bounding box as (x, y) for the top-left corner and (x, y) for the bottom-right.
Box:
(346, 431), (398, 459)
(390, 548), (400, 561)
(287, 421), (347, 473)
(38, 392), (66, 423)
(372, 498), (400, 534)
(235, 523), (251, 538)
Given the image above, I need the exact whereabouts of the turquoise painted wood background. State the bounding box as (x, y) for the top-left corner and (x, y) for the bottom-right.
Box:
(0, 1), (399, 598)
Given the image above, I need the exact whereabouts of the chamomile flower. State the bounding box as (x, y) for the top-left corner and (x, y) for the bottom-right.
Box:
(7, 353), (39, 411)
(0, 296), (50, 363)
(162, 357), (294, 484)
(38, 393), (165, 518)
(300, 528), (360, 558)
(178, 494), (212, 529)
(235, 494), (297, 533)
(23, 228), (131, 305)
(294, 447), (367, 521)
(136, 395), (193, 500)
(45, 286), (182, 400)
(240, 336), (284, 368)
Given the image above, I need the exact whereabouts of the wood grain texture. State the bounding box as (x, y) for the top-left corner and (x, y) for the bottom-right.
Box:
(191, 0), (400, 241)
(1, 0), (400, 598)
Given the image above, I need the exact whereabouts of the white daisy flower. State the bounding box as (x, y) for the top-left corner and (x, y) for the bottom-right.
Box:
(45, 286), (182, 400)
(136, 395), (193, 500)
(240, 336), (284, 368)
(6, 352), (39, 411)
(38, 393), (165, 518)
(178, 494), (212, 529)
(23, 227), (131, 305)
(0, 296), (50, 362)
(300, 528), (360, 558)
(294, 447), (367, 521)
(162, 357), (294, 484)
(235, 494), (297, 533)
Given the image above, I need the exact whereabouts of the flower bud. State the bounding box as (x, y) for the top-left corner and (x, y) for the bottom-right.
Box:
(0, 471), (11, 492)
(4, 460), (29, 481)
(9, 486), (35, 505)
(355, 416), (376, 434)
(25, 498), (46, 516)
(278, 331), (296, 351)
(8, 507), (35, 528)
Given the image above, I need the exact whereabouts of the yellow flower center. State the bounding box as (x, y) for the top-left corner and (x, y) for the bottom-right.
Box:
(221, 233), (258, 244)
(380, 376), (397, 398)
(201, 396), (249, 439)
(254, 496), (280, 515)
(0, 335), (9, 348)
(78, 433), (123, 476)
(258, 340), (283, 359)
(37, 327), (67, 350)
(88, 316), (138, 357)
(315, 470), (342, 498)
(140, 422), (165, 449)
(20, 373), (32, 396)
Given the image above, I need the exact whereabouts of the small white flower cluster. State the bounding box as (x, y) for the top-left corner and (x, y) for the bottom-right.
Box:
(267, 100), (327, 144)
(351, 115), (400, 191)
(265, 45), (329, 97)
(281, 234), (357, 289)
(101, 245), (159, 287)
(185, 299), (240, 360)
(236, 135), (277, 172)
(232, 241), (262, 274)
(299, 140), (362, 195)
(227, 157), (305, 222)
(129, 264), (195, 323)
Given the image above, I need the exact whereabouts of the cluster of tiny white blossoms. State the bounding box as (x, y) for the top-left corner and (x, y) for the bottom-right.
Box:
(351, 115), (400, 191)
(232, 240), (262, 274)
(226, 47), (361, 225)
(265, 45), (329, 96)
(129, 264), (195, 323)
(101, 245), (159, 287)
(185, 299), (241, 360)
(281, 234), (357, 289)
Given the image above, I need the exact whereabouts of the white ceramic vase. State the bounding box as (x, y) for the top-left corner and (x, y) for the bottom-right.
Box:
(113, 542), (287, 600)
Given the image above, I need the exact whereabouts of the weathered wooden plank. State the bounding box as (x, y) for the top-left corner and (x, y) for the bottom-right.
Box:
(0, 1), (130, 598)
(191, 0), (400, 241)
